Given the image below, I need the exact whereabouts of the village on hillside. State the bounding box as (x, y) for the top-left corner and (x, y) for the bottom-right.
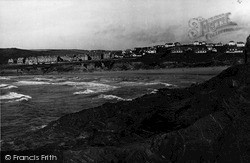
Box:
(6, 40), (245, 65)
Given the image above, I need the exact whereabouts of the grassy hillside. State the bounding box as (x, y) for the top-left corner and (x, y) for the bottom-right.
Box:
(0, 48), (90, 64)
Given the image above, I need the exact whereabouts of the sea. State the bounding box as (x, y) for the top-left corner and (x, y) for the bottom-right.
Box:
(0, 67), (227, 145)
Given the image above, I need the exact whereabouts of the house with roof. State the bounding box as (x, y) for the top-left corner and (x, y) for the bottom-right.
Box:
(17, 57), (24, 64)
(215, 42), (223, 46)
(37, 56), (46, 64)
(165, 42), (175, 48)
(194, 46), (207, 53)
(50, 56), (58, 63)
(78, 54), (89, 61)
(44, 56), (52, 64)
(25, 57), (33, 65)
(60, 55), (72, 62)
(193, 41), (200, 46)
(206, 43), (214, 51)
(89, 53), (102, 60)
(236, 42), (245, 47)
(147, 49), (156, 54)
(171, 47), (183, 53)
(103, 52), (112, 59)
(228, 41), (236, 46)
(8, 58), (14, 64)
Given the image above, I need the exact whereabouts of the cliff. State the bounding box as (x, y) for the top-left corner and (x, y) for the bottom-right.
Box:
(2, 64), (250, 162)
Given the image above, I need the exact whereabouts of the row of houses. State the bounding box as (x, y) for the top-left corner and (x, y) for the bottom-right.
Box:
(8, 55), (59, 65)
(151, 41), (245, 54)
(121, 40), (246, 56)
(7, 52), (115, 65)
(189, 41), (245, 47)
(169, 45), (244, 54)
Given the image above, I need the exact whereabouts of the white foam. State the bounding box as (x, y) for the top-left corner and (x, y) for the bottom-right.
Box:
(34, 77), (55, 81)
(53, 81), (77, 85)
(34, 77), (66, 82)
(31, 125), (47, 131)
(120, 81), (176, 87)
(99, 79), (113, 83)
(160, 82), (176, 87)
(73, 89), (95, 95)
(15, 80), (51, 85)
(119, 81), (143, 86)
(0, 84), (18, 89)
(145, 82), (176, 87)
(149, 89), (158, 94)
(98, 94), (132, 101)
(56, 81), (118, 93)
(0, 92), (31, 103)
(54, 81), (110, 87)
(0, 84), (8, 88)
(10, 97), (30, 102)
(13, 80), (117, 94)
(0, 76), (11, 80)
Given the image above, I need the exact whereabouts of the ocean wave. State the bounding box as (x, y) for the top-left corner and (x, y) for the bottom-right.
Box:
(73, 89), (95, 95)
(56, 81), (118, 93)
(148, 89), (158, 94)
(98, 94), (132, 101)
(0, 92), (32, 103)
(0, 76), (11, 80)
(11, 97), (31, 102)
(54, 81), (110, 87)
(15, 80), (51, 85)
(14, 80), (118, 94)
(34, 77), (52, 81)
(0, 84), (18, 89)
(31, 125), (47, 131)
(34, 77), (56, 82)
(34, 77), (66, 82)
(119, 81), (144, 86)
(120, 81), (176, 87)
(149, 82), (176, 87)
(14, 78), (66, 86)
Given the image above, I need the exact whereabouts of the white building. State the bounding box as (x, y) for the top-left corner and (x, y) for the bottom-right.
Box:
(193, 41), (199, 46)
(147, 49), (156, 54)
(206, 43), (214, 51)
(215, 42), (223, 46)
(195, 48), (207, 53)
(8, 58), (14, 64)
(165, 43), (175, 48)
(201, 41), (206, 45)
(171, 47), (183, 53)
(236, 42), (245, 47)
(17, 57), (24, 64)
(228, 41), (236, 46)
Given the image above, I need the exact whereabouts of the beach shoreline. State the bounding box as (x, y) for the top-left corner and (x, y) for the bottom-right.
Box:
(0, 65), (229, 77)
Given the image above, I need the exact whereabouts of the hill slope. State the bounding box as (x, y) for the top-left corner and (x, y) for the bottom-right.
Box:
(0, 48), (90, 64)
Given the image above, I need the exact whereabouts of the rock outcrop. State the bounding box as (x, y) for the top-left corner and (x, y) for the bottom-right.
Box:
(2, 64), (250, 162)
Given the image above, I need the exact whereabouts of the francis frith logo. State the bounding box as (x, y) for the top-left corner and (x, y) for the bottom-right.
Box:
(188, 12), (241, 40)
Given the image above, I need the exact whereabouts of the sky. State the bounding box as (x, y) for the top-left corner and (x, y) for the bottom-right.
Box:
(0, 0), (250, 50)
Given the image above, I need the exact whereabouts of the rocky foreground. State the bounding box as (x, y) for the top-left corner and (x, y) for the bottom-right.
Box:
(2, 64), (250, 162)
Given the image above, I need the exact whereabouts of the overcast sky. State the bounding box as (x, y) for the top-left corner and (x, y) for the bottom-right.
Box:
(0, 0), (249, 50)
